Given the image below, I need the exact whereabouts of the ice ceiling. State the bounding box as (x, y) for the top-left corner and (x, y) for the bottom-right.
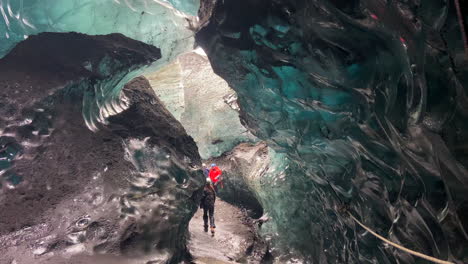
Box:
(1, 0), (468, 263)
(0, 0), (198, 61)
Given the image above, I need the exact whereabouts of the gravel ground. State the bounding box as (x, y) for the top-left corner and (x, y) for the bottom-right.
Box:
(188, 199), (255, 264)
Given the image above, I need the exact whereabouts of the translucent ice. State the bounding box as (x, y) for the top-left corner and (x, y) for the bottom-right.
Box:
(0, 0), (198, 65)
(145, 50), (257, 159)
(197, 0), (468, 262)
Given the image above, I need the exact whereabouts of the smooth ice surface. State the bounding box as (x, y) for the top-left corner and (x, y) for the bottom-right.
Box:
(0, 0), (197, 63)
(197, 0), (468, 263)
(145, 51), (257, 159)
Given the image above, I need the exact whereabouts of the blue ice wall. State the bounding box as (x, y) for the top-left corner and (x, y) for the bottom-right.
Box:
(0, 0), (199, 131)
(197, 0), (468, 263)
(0, 0), (198, 63)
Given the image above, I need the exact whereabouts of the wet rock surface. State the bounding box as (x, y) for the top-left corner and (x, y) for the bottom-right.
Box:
(0, 33), (203, 263)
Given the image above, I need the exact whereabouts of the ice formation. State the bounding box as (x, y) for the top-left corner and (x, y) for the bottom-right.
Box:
(0, 0), (467, 263)
(197, 0), (468, 262)
(0, 0), (198, 63)
(145, 50), (257, 159)
(0, 0), (203, 134)
(0, 33), (203, 264)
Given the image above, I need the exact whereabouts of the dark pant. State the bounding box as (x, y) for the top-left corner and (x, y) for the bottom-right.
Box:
(203, 204), (215, 228)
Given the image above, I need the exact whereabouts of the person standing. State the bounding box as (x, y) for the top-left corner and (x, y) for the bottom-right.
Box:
(202, 163), (210, 178)
(200, 177), (216, 236)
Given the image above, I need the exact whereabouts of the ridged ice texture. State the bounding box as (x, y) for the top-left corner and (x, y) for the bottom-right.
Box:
(197, 0), (468, 263)
(145, 50), (257, 159)
(0, 0), (199, 131)
(0, 0), (197, 62)
(0, 33), (203, 264)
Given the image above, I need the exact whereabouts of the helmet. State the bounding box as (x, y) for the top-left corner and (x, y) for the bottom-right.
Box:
(211, 163), (216, 167)
(202, 163), (206, 167)
(206, 177), (212, 184)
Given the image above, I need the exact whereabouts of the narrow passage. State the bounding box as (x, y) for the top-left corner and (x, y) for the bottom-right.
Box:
(188, 199), (255, 264)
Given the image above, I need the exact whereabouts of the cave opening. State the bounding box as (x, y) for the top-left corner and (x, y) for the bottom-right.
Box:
(142, 47), (269, 262)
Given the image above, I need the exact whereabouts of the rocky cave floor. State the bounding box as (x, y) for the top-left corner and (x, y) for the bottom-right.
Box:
(188, 199), (259, 264)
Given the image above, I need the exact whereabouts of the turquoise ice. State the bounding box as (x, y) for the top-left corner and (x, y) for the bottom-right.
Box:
(0, 0), (198, 64)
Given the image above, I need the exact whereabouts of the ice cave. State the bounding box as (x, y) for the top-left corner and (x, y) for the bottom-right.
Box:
(0, 0), (467, 263)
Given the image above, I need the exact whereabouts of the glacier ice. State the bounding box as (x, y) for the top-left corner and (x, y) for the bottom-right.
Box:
(0, 0), (467, 263)
(0, 0), (201, 133)
(144, 50), (257, 159)
(0, 32), (203, 264)
(0, 0), (197, 65)
(197, 0), (468, 263)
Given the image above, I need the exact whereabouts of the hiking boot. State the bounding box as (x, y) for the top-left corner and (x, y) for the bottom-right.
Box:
(210, 226), (215, 236)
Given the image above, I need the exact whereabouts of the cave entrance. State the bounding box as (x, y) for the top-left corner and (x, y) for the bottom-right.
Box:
(142, 48), (266, 263)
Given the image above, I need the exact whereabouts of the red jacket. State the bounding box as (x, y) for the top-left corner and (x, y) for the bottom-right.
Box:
(209, 166), (222, 183)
